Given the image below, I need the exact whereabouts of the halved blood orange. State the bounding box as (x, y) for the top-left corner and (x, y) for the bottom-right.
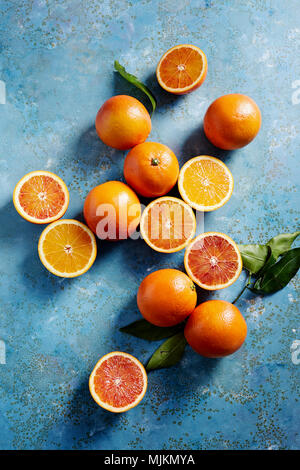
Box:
(89, 352), (147, 413)
(13, 170), (69, 224)
(38, 219), (97, 278)
(140, 196), (196, 253)
(184, 232), (242, 290)
(156, 44), (207, 95)
(178, 156), (234, 211)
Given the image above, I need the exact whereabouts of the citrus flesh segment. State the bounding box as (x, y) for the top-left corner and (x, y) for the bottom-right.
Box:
(89, 352), (147, 413)
(140, 196), (196, 253)
(13, 171), (69, 224)
(178, 156), (234, 211)
(156, 45), (207, 94)
(38, 219), (97, 278)
(184, 232), (242, 290)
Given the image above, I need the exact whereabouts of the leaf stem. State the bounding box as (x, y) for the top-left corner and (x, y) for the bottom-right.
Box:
(232, 273), (252, 304)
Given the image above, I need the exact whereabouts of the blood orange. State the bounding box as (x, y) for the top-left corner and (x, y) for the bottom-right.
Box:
(184, 300), (247, 358)
(140, 196), (196, 253)
(123, 142), (179, 198)
(137, 269), (197, 327)
(184, 232), (242, 290)
(156, 44), (207, 95)
(95, 95), (151, 150)
(13, 170), (69, 224)
(83, 181), (141, 241)
(203, 94), (261, 150)
(89, 352), (147, 413)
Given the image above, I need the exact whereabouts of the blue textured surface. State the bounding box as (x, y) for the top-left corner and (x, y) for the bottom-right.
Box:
(0, 0), (299, 450)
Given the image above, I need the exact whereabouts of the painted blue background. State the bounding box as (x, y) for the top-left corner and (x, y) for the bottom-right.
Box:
(0, 0), (299, 450)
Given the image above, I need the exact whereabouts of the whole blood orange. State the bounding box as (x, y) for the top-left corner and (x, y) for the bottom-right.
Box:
(95, 95), (151, 150)
(184, 300), (247, 358)
(204, 93), (261, 150)
(124, 142), (179, 197)
(178, 156), (234, 211)
(137, 268), (197, 327)
(83, 181), (141, 240)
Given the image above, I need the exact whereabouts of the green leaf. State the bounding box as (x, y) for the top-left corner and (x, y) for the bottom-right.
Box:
(253, 247), (300, 294)
(267, 231), (300, 260)
(238, 244), (269, 274)
(146, 332), (187, 371)
(114, 60), (157, 114)
(120, 319), (183, 341)
(256, 246), (276, 277)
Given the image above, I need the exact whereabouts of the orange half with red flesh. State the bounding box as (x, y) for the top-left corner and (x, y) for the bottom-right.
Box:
(13, 170), (69, 224)
(184, 232), (242, 290)
(140, 196), (196, 253)
(89, 352), (147, 413)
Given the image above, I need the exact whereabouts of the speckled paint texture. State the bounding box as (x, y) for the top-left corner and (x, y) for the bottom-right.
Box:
(0, 0), (299, 450)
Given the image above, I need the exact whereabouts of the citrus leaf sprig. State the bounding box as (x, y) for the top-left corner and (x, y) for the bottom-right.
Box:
(120, 319), (183, 341)
(253, 247), (300, 293)
(120, 319), (186, 371)
(114, 60), (157, 114)
(146, 333), (187, 371)
(235, 231), (300, 301)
